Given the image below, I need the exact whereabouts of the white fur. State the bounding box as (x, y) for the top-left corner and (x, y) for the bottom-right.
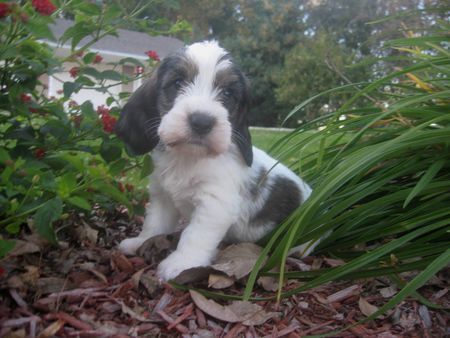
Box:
(119, 41), (317, 281)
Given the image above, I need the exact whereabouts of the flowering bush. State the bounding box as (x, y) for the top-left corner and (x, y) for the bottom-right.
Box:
(0, 1), (187, 256)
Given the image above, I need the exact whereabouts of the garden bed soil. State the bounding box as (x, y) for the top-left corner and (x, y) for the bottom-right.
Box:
(1, 207), (448, 337)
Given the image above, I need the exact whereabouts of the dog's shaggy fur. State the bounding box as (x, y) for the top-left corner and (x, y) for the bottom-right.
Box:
(116, 41), (315, 281)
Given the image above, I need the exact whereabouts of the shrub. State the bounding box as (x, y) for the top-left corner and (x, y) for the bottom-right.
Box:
(0, 0), (186, 256)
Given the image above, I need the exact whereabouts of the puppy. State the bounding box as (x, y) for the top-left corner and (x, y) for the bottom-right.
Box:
(115, 41), (315, 281)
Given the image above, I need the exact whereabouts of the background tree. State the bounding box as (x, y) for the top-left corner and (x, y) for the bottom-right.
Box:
(106, 0), (447, 126)
(222, 0), (307, 126)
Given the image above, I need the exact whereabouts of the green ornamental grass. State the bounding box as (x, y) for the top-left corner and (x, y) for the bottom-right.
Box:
(241, 17), (450, 315)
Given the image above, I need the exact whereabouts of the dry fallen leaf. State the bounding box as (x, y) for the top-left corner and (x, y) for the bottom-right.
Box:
(323, 257), (346, 267)
(211, 243), (262, 280)
(82, 221), (99, 244)
(8, 240), (41, 257)
(379, 286), (397, 298)
(399, 310), (420, 330)
(358, 297), (379, 317)
(208, 274), (235, 289)
(115, 300), (151, 322)
(139, 271), (162, 297)
(189, 290), (277, 326)
(137, 232), (180, 265)
(257, 276), (279, 292)
(418, 305), (432, 329)
(327, 285), (360, 303)
(172, 266), (215, 284)
(36, 277), (73, 295)
(111, 251), (134, 272)
(38, 319), (65, 338)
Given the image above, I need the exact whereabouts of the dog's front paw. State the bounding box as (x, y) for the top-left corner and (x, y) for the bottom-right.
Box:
(118, 237), (147, 255)
(157, 250), (211, 281)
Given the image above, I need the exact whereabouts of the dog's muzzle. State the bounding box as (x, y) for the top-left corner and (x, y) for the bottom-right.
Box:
(188, 112), (216, 136)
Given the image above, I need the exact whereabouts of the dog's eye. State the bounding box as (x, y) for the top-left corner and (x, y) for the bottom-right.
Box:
(222, 88), (233, 99)
(173, 79), (184, 90)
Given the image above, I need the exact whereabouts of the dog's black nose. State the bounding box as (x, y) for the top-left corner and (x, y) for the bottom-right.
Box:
(188, 112), (215, 136)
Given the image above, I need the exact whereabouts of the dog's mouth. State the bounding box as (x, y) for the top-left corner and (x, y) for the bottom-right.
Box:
(165, 136), (221, 156)
(166, 137), (205, 147)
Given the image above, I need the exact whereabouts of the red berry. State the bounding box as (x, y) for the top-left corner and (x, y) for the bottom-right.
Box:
(0, 3), (12, 19)
(93, 54), (103, 64)
(20, 93), (32, 103)
(145, 50), (160, 62)
(32, 0), (56, 16)
(96, 105), (110, 116)
(118, 182), (125, 192)
(34, 148), (46, 159)
(69, 67), (80, 78)
(102, 114), (117, 133)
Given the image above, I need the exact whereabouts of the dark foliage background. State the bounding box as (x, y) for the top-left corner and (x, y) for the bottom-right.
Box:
(110, 0), (446, 126)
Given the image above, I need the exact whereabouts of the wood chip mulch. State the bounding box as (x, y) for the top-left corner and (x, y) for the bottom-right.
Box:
(0, 208), (449, 337)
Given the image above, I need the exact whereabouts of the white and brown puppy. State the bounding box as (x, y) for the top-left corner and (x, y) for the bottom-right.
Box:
(116, 41), (314, 281)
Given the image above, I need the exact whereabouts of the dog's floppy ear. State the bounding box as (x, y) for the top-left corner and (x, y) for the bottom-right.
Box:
(232, 75), (253, 167)
(115, 74), (160, 155)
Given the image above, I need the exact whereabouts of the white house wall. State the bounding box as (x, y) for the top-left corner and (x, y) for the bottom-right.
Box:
(48, 62), (142, 109)
(43, 44), (145, 108)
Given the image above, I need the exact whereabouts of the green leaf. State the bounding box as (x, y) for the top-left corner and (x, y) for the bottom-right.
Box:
(34, 197), (63, 244)
(118, 57), (145, 67)
(100, 139), (122, 163)
(80, 101), (96, 119)
(109, 158), (128, 176)
(100, 70), (123, 81)
(403, 160), (445, 208)
(41, 120), (71, 141)
(76, 2), (102, 16)
(140, 154), (154, 179)
(0, 239), (15, 258)
(0, 148), (11, 163)
(103, 4), (122, 21)
(6, 221), (21, 234)
(91, 182), (131, 210)
(67, 196), (91, 211)
(57, 173), (78, 199)
(63, 81), (83, 98)
(25, 19), (55, 40)
(83, 52), (97, 64)
(83, 67), (101, 78)
(60, 21), (95, 50)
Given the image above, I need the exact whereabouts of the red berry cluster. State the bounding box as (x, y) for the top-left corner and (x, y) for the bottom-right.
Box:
(96, 105), (117, 133)
(118, 182), (134, 193)
(20, 93), (32, 103)
(145, 50), (160, 62)
(31, 0), (56, 16)
(34, 148), (46, 159)
(93, 54), (103, 64)
(69, 66), (79, 78)
(0, 3), (12, 18)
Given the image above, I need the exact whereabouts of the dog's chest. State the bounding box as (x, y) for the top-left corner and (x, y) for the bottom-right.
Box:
(153, 154), (216, 212)
(153, 150), (245, 217)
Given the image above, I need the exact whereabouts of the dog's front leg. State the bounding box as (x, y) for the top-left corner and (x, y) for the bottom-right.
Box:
(157, 197), (237, 281)
(119, 186), (179, 255)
